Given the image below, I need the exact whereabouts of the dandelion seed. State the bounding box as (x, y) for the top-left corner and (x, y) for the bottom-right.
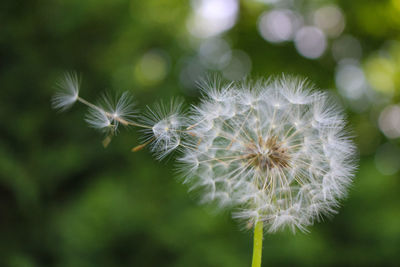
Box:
(99, 92), (136, 128)
(84, 92), (136, 134)
(180, 76), (357, 233)
(141, 98), (185, 159)
(85, 106), (112, 131)
(51, 72), (80, 110)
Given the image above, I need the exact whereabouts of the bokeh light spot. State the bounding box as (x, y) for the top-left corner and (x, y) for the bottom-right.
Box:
(364, 55), (396, 95)
(258, 9), (301, 43)
(198, 38), (232, 70)
(335, 60), (366, 100)
(378, 105), (400, 139)
(134, 50), (169, 87)
(332, 35), (362, 62)
(313, 5), (345, 38)
(187, 0), (239, 38)
(294, 26), (326, 59)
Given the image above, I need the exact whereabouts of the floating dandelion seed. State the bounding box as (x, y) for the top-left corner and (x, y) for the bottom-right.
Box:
(85, 105), (112, 131)
(52, 73), (357, 267)
(140, 98), (186, 159)
(52, 72), (80, 110)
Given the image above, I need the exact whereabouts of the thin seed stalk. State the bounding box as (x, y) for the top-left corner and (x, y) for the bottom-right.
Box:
(252, 220), (263, 267)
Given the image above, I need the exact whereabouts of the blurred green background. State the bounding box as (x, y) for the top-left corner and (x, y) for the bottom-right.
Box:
(1, 0), (400, 266)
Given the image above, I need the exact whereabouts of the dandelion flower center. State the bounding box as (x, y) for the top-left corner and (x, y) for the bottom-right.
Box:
(245, 136), (291, 172)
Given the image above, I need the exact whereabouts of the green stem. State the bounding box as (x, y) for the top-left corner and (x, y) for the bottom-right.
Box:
(251, 220), (263, 267)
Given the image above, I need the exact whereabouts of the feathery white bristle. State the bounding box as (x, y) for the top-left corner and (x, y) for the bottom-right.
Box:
(141, 98), (185, 159)
(84, 91), (136, 133)
(52, 72), (80, 111)
(85, 106), (111, 131)
(100, 92), (136, 126)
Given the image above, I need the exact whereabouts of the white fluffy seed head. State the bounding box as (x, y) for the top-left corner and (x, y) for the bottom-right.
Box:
(179, 76), (357, 233)
(52, 72), (80, 111)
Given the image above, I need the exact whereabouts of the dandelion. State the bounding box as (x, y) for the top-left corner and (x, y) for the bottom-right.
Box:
(179, 76), (356, 267)
(52, 73), (357, 267)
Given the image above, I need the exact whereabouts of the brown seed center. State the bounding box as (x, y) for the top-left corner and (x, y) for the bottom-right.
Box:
(245, 136), (290, 171)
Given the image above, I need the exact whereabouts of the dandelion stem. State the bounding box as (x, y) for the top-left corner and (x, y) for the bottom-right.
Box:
(252, 220), (263, 267)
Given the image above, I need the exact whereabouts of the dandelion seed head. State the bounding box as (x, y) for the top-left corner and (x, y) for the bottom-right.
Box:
(180, 76), (356, 233)
(52, 72), (80, 111)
